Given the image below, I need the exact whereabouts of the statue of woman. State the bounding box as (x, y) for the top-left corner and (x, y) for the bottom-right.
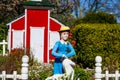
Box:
(52, 26), (76, 75)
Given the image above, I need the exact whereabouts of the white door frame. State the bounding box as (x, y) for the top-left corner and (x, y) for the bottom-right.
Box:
(30, 27), (45, 62)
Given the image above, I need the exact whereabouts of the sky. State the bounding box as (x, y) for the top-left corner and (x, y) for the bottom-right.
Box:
(72, 0), (120, 23)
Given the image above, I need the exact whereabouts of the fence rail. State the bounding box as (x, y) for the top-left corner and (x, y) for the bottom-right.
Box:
(0, 40), (8, 56)
(95, 56), (120, 80)
(0, 71), (21, 80)
(0, 55), (29, 80)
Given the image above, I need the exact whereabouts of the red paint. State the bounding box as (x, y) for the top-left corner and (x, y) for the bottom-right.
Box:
(12, 17), (25, 30)
(49, 49), (55, 61)
(50, 18), (61, 31)
(27, 9), (48, 62)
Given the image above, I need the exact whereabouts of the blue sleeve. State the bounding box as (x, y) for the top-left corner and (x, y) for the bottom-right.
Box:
(66, 43), (75, 58)
(52, 42), (63, 58)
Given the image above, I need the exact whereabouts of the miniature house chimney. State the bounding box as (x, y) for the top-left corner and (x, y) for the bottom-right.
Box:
(30, 0), (42, 1)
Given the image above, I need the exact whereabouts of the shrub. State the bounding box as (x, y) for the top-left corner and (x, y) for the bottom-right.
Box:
(0, 48), (32, 74)
(71, 24), (120, 71)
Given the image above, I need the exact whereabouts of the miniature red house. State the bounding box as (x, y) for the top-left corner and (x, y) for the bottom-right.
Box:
(7, 0), (64, 63)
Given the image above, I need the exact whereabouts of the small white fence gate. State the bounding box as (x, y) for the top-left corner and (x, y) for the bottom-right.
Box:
(0, 55), (29, 80)
(95, 56), (120, 80)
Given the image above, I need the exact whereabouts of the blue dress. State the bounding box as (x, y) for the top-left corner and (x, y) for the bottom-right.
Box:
(52, 40), (75, 74)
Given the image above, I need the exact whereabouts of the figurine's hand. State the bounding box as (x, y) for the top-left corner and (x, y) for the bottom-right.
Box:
(62, 54), (67, 58)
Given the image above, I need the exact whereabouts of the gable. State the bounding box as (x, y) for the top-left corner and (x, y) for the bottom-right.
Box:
(50, 17), (65, 31)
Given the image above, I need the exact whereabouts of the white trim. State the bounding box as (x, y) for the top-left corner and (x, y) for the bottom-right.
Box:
(7, 15), (25, 26)
(12, 29), (25, 32)
(50, 17), (65, 26)
(30, 27), (45, 29)
(48, 10), (50, 63)
(8, 24), (12, 53)
(30, 0), (42, 1)
(25, 9), (27, 54)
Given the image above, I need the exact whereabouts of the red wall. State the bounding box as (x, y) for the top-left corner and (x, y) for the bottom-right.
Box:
(26, 9), (48, 62)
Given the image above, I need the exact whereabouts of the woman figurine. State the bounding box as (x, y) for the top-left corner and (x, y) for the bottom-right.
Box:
(52, 26), (75, 75)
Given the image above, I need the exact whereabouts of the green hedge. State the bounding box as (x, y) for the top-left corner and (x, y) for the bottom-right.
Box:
(72, 24), (120, 71)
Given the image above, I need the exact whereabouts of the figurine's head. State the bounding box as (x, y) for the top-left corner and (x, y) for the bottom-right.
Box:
(59, 26), (70, 41)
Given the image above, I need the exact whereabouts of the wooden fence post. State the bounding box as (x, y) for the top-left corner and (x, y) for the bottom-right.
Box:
(21, 55), (29, 80)
(95, 56), (102, 80)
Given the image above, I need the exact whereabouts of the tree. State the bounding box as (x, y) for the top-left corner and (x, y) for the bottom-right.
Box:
(0, 0), (25, 24)
(49, 0), (79, 27)
(74, 11), (117, 25)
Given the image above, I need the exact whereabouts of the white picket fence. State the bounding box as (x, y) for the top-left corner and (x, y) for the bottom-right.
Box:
(95, 56), (120, 80)
(0, 40), (8, 56)
(0, 55), (29, 80)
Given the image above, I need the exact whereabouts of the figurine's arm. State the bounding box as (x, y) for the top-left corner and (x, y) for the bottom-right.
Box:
(52, 42), (63, 58)
(66, 43), (75, 58)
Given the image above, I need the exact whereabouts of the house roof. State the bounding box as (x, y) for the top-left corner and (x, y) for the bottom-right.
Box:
(6, 13), (25, 25)
(23, 1), (54, 7)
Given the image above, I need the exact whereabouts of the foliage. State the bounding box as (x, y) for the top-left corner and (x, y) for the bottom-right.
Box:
(0, 24), (8, 40)
(0, 0), (26, 24)
(74, 12), (117, 25)
(49, 0), (79, 15)
(71, 24), (120, 71)
(0, 48), (53, 80)
(74, 66), (93, 80)
(0, 24), (8, 54)
(29, 61), (53, 80)
(49, 0), (77, 27)
(0, 48), (32, 74)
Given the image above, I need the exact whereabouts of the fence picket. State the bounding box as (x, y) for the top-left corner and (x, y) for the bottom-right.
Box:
(115, 70), (119, 80)
(105, 70), (109, 80)
(13, 71), (17, 80)
(2, 71), (5, 80)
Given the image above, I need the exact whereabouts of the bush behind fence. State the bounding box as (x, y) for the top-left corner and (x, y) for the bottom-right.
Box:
(72, 24), (120, 71)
